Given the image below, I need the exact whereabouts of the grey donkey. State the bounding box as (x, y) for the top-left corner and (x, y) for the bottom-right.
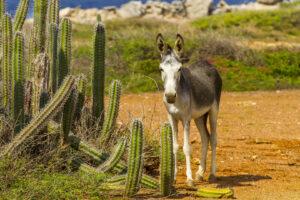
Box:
(156, 33), (222, 186)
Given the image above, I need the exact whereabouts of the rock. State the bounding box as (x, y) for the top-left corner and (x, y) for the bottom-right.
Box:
(118, 1), (146, 18)
(185, 0), (213, 18)
(257, 0), (283, 5)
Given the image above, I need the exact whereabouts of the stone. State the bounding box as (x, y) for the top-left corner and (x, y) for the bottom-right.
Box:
(257, 0), (283, 5)
(118, 1), (146, 18)
(185, 0), (213, 18)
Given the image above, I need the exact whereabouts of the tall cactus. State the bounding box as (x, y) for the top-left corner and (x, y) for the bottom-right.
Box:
(160, 123), (175, 196)
(92, 23), (105, 123)
(0, 76), (76, 158)
(0, 0), (5, 19)
(48, 23), (58, 94)
(58, 18), (72, 87)
(48, 0), (60, 25)
(12, 32), (25, 133)
(125, 119), (144, 197)
(1, 14), (12, 109)
(13, 0), (30, 32)
(74, 74), (86, 121)
(33, 0), (48, 54)
(98, 80), (121, 147)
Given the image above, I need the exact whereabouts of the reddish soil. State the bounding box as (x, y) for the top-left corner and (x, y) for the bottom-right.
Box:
(118, 90), (300, 199)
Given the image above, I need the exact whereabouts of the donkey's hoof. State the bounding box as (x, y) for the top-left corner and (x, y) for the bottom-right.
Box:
(208, 174), (217, 183)
(195, 173), (204, 182)
(186, 179), (195, 187)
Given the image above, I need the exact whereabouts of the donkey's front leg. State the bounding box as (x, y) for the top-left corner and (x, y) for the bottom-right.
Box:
(168, 114), (178, 181)
(183, 120), (194, 187)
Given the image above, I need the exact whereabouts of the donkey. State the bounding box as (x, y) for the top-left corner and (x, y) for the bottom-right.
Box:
(156, 33), (222, 186)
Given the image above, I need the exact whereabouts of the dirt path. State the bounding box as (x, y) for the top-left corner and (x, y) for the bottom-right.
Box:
(118, 90), (300, 199)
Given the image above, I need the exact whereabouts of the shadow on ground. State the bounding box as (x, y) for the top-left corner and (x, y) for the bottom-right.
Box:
(216, 174), (272, 187)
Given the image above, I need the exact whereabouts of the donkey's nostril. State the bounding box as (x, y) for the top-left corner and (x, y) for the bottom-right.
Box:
(165, 93), (176, 104)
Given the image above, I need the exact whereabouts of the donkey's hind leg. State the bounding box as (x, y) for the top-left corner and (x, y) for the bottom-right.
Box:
(194, 113), (210, 181)
(208, 103), (219, 182)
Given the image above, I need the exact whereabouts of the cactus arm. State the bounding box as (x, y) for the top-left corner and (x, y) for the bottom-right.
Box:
(196, 187), (234, 198)
(48, 23), (58, 94)
(98, 80), (121, 147)
(92, 23), (105, 122)
(98, 138), (127, 172)
(33, 0), (48, 54)
(125, 119), (144, 197)
(13, 0), (30, 31)
(48, 0), (60, 25)
(74, 74), (86, 121)
(141, 175), (159, 190)
(12, 32), (26, 133)
(58, 18), (72, 87)
(1, 14), (12, 109)
(160, 123), (175, 196)
(0, 76), (76, 158)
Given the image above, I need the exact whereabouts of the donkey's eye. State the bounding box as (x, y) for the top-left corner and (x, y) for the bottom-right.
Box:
(159, 68), (163, 72)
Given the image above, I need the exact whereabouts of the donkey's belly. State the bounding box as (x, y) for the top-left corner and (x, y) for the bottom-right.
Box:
(191, 105), (211, 119)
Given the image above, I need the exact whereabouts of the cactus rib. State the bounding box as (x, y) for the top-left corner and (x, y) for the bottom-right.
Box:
(125, 119), (144, 197)
(160, 123), (175, 196)
(98, 138), (127, 172)
(48, 23), (58, 94)
(13, 0), (29, 31)
(98, 80), (121, 147)
(0, 76), (76, 157)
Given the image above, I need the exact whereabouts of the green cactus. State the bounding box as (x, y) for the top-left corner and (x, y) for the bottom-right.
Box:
(141, 175), (159, 190)
(0, 76), (76, 157)
(1, 14), (12, 109)
(160, 123), (175, 196)
(58, 18), (72, 87)
(74, 74), (86, 121)
(62, 89), (78, 143)
(27, 29), (36, 79)
(0, 0), (5, 19)
(33, 0), (48, 54)
(125, 119), (144, 197)
(98, 80), (121, 147)
(98, 138), (127, 172)
(12, 32), (25, 133)
(13, 0), (30, 31)
(48, 23), (58, 94)
(92, 23), (105, 122)
(48, 0), (60, 25)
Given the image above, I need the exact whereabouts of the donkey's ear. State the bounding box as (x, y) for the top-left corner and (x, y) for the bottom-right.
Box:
(156, 33), (165, 54)
(174, 34), (184, 57)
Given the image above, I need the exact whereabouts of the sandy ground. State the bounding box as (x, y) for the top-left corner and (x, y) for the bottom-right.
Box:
(118, 90), (300, 199)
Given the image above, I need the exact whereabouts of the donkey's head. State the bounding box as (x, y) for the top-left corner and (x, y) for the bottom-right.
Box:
(156, 33), (185, 104)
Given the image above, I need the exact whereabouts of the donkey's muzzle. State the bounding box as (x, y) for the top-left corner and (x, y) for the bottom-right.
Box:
(165, 93), (176, 104)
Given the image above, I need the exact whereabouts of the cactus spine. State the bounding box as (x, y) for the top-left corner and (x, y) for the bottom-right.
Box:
(1, 14), (12, 109)
(99, 138), (127, 172)
(92, 23), (105, 122)
(98, 80), (121, 147)
(33, 0), (48, 54)
(48, 23), (58, 94)
(0, 76), (76, 157)
(13, 0), (30, 31)
(48, 0), (59, 25)
(58, 18), (72, 87)
(125, 119), (144, 197)
(160, 123), (175, 196)
(12, 32), (25, 133)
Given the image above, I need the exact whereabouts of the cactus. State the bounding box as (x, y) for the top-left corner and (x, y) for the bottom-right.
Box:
(0, 0), (5, 19)
(0, 76), (76, 157)
(58, 18), (72, 87)
(196, 187), (234, 198)
(74, 74), (86, 121)
(98, 80), (121, 147)
(125, 119), (144, 197)
(24, 80), (33, 117)
(13, 0), (30, 31)
(33, 0), (48, 54)
(92, 23), (105, 122)
(27, 29), (36, 79)
(1, 14), (12, 110)
(48, 23), (58, 94)
(48, 0), (60, 25)
(98, 138), (127, 172)
(62, 89), (78, 143)
(12, 32), (25, 133)
(160, 123), (175, 196)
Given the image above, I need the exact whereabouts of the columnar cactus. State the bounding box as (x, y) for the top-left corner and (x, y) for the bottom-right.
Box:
(92, 23), (105, 122)
(48, 23), (58, 94)
(74, 74), (86, 121)
(99, 137), (127, 172)
(12, 32), (25, 133)
(58, 18), (72, 87)
(33, 0), (48, 54)
(0, 0), (5, 19)
(48, 0), (60, 25)
(1, 14), (12, 109)
(0, 75), (76, 157)
(160, 123), (175, 196)
(13, 0), (30, 31)
(98, 80), (121, 147)
(125, 119), (144, 197)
